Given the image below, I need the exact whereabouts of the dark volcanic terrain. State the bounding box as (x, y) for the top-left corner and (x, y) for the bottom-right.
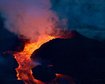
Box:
(31, 31), (105, 84)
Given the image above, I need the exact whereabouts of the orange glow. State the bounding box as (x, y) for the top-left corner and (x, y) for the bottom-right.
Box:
(55, 73), (75, 84)
(14, 35), (55, 84)
(34, 79), (45, 84)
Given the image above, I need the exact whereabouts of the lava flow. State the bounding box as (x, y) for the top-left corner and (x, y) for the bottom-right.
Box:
(13, 35), (55, 84)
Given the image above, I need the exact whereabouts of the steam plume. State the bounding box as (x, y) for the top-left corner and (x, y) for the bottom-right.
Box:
(0, 0), (59, 41)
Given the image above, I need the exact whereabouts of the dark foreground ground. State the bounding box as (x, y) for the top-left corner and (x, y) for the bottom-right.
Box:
(31, 31), (105, 84)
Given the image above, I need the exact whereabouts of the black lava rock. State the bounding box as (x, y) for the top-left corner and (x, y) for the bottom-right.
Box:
(32, 65), (56, 82)
(31, 31), (105, 84)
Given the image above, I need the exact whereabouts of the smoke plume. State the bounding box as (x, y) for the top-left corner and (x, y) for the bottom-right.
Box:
(0, 0), (59, 42)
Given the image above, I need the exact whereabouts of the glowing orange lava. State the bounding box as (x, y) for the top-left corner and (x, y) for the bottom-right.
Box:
(14, 35), (55, 84)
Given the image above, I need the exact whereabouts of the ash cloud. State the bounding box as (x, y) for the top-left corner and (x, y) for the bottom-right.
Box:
(0, 0), (60, 42)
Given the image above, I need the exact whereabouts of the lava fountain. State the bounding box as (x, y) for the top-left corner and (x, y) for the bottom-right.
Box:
(14, 35), (55, 84)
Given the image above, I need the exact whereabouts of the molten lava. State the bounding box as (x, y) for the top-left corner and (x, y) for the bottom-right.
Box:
(14, 35), (55, 84)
